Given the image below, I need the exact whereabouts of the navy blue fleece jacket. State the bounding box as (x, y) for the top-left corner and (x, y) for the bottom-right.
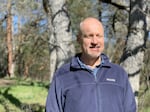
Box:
(46, 54), (136, 112)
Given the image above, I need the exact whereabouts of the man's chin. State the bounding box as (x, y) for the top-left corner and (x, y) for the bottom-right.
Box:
(88, 54), (100, 59)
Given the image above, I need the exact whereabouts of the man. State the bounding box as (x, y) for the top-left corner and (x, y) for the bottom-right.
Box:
(45, 17), (136, 112)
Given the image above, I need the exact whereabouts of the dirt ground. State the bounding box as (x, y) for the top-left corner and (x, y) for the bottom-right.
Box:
(0, 79), (15, 87)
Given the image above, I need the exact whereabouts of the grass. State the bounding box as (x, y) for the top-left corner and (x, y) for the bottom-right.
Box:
(0, 78), (49, 112)
(139, 89), (150, 112)
(0, 78), (149, 112)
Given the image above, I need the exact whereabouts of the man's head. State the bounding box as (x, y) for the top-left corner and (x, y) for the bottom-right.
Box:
(77, 17), (104, 60)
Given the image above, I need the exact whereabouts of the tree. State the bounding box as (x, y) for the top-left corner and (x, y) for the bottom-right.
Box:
(6, 0), (14, 77)
(98, 0), (129, 63)
(13, 0), (49, 80)
(100, 0), (150, 106)
(0, 0), (50, 79)
(120, 0), (149, 104)
(0, 20), (7, 77)
(66, 0), (99, 35)
(43, 0), (75, 81)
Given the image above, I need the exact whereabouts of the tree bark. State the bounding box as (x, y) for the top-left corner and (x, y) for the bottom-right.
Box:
(120, 0), (148, 105)
(6, 0), (14, 77)
(43, 0), (75, 81)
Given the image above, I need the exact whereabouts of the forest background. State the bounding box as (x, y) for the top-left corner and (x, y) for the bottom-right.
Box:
(0, 0), (150, 112)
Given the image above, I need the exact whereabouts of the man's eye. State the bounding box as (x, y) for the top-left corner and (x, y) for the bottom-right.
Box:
(89, 34), (94, 37)
(83, 35), (89, 38)
(97, 35), (103, 38)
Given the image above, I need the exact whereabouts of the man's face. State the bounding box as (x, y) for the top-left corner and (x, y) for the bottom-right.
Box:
(78, 19), (104, 59)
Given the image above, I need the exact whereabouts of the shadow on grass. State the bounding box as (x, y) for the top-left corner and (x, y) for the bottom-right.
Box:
(2, 87), (22, 109)
(0, 87), (45, 112)
(16, 79), (50, 90)
(21, 103), (45, 112)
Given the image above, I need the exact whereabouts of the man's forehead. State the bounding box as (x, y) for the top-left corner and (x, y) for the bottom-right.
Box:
(80, 18), (103, 31)
(80, 17), (101, 26)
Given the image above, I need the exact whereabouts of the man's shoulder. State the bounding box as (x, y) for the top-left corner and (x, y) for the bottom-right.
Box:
(54, 55), (80, 78)
(55, 62), (71, 76)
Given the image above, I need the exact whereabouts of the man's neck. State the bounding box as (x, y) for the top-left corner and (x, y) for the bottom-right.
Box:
(80, 55), (101, 69)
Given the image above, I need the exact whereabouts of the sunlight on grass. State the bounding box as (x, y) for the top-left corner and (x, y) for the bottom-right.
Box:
(0, 104), (5, 112)
(139, 89), (150, 112)
(0, 79), (49, 112)
(10, 85), (48, 105)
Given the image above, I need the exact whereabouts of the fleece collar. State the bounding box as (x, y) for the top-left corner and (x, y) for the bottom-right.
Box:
(70, 53), (112, 69)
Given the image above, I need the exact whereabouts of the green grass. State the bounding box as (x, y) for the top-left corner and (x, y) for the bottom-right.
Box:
(0, 78), (149, 112)
(139, 89), (150, 112)
(0, 79), (49, 112)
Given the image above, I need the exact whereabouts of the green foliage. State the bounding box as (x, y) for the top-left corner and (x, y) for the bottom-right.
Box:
(139, 40), (150, 112)
(15, 24), (50, 80)
(66, 0), (100, 35)
(138, 89), (150, 112)
(0, 0), (49, 80)
(14, 0), (44, 17)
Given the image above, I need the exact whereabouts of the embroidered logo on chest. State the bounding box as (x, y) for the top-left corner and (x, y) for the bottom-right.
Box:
(106, 78), (116, 82)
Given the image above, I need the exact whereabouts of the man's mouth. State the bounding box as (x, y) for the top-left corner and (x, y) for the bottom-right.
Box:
(89, 46), (100, 48)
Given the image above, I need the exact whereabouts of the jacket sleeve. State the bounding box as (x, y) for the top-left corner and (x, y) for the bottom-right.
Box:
(123, 73), (137, 112)
(45, 75), (64, 112)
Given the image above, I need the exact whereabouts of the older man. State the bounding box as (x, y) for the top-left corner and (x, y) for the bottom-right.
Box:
(45, 17), (136, 112)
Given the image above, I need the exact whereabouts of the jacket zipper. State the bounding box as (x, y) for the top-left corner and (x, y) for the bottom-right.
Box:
(86, 69), (102, 112)
(95, 75), (101, 112)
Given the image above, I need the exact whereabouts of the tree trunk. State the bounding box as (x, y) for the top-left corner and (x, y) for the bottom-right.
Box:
(43, 0), (75, 81)
(120, 0), (148, 105)
(6, 0), (14, 77)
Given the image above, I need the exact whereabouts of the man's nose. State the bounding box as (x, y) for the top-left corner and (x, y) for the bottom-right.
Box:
(91, 36), (98, 44)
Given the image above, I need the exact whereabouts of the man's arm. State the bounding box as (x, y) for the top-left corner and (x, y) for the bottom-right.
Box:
(45, 76), (63, 112)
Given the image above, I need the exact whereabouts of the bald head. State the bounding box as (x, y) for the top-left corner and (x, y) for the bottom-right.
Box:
(78, 17), (104, 37)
